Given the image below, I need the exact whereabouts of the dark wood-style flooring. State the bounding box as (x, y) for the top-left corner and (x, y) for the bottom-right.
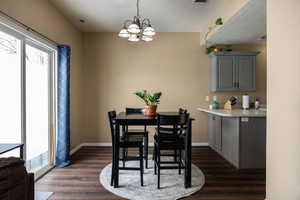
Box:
(36, 147), (266, 200)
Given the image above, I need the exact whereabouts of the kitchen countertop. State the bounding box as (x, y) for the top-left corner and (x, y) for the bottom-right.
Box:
(198, 108), (266, 117)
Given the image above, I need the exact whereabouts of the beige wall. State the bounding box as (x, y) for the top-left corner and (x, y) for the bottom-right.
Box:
(0, 0), (84, 149)
(82, 32), (266, 144)
(0, 0), (267, 150)
(267, 1), (300, 199)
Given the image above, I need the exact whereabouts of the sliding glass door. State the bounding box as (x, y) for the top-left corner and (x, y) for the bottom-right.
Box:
(25, 43), (52, 172)
(0, 29), (22, 156)
(0, 23), (56, 176)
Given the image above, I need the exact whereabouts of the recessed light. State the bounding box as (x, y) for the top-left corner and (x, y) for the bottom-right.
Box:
(258, 35), (266, 40)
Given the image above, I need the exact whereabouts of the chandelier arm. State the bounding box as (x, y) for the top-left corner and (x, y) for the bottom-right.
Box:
(142, 18), (151, 28)
(123, 19), (133, 29)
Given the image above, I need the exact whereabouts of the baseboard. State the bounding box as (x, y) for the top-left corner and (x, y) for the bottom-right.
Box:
(70, 144), (83, 155)
(81, 142), (112, 147)
(192, 142), (209, 147)
(70, 142), (209, 155)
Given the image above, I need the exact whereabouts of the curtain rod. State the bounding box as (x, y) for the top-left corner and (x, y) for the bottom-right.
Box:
(0, 10), (59, 46)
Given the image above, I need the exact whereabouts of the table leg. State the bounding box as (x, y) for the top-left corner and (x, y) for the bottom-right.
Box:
(114, 122), (120, 188)
(185, 119), (192, 188)
(20, 145), (24, 160)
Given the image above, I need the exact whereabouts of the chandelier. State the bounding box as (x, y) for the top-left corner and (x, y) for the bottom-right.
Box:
(118, 0), (156, 42)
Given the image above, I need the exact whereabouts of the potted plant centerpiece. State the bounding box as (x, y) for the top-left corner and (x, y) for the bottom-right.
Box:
(134, 90), (162, 116)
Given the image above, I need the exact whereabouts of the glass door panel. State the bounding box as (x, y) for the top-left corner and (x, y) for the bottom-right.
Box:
(25, 43), (50, 171)
(0, 30), (22, 157)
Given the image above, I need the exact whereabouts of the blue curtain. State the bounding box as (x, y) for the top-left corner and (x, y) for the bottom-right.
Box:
(56, 45), (71, 168)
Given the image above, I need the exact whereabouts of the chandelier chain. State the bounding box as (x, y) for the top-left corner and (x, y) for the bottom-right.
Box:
(137, 0), (140, 17)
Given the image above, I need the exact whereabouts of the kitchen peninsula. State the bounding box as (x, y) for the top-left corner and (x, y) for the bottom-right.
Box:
(198, 108), (266, 169)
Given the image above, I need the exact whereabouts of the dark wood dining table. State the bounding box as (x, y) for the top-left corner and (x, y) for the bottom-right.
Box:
(0, 143), (24, 159)
(113, 112), (193, 188)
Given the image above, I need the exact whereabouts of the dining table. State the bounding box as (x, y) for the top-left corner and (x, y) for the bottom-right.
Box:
(0, 143), (24, 159)
(113, 112), (193, 188)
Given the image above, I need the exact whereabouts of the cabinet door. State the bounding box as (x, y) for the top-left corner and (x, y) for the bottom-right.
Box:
(236, 56), (256, 91)
(208, 115), (222, 152)
(215, 116), (222, 151)
(221, 118), (240, 168)
(217, 56), (236, 91)
(208, 115), (216, 149)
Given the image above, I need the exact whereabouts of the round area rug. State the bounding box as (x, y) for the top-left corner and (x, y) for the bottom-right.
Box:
(100, 159), (205, 200)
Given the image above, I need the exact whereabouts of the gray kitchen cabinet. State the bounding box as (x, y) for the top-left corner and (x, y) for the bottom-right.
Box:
(208, 114), (222, 152)
(221, 118), (240, 168)
(207, 115), (266, 169)
(210, 51), (259, 92)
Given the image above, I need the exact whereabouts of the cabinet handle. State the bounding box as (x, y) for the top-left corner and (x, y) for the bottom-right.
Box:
(237, 82), (239, 88)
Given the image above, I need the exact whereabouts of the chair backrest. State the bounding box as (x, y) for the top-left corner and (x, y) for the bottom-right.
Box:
(107, 110), (116, 145)
(182, 113), (191, 135)
(126, 108), (144, 114)
(179, 108), (188, 125)
(179, 108), (187, 114)
(157, 114), (180, 135)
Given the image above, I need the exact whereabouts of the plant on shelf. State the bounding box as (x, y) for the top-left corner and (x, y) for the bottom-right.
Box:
(204, 17), (233, 54)
(206, 44), (233, 54)
(134, 90), (162, 116)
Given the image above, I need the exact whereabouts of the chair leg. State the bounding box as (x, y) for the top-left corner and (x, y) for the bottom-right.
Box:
(179, 149), (182, 175)
(139, 146), (144, 187)
(154, 144), (157, 175)
(157, 145), (161, 189)
(174, 150), (177, 162)
(145, 134), (149, 169)
(152, 147), (155, 161)
(111, 149), (114, 186)
(122, 148), (126, 168)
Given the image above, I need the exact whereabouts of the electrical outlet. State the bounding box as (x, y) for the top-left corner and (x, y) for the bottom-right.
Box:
(205, 96), (210, 102)
(213, 96), (218, 102)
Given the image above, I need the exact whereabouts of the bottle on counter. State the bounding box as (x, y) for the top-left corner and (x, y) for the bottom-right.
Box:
(209, 96), (219, 110)
(242, 94), (250, 110)
(255, 98), (260, 109)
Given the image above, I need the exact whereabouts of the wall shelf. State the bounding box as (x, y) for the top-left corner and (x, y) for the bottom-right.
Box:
(204, 0), (266, 46)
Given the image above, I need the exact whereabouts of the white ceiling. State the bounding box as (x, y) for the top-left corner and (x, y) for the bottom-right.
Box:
(207, 0), (266, 45)
(50, 0), (230, 32)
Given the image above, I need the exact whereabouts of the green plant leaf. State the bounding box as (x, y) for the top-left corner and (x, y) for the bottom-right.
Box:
(205, 46), (216, 55)
(215, 18), (223, 25)
(134, 90), (162, 106)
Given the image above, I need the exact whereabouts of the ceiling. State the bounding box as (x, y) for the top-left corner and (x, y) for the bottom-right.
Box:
(207, 0), (266, 45)
(50, 0), (230, 32)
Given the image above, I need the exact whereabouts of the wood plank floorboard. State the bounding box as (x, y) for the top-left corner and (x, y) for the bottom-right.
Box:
(36, 147), (266, 200)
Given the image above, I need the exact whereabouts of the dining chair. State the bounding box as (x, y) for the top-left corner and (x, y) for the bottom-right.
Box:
(153, 108), (188, 162)
(108, 111), (144, 187)
(154, 112), (190, 189)
(124, 108), (149, 168)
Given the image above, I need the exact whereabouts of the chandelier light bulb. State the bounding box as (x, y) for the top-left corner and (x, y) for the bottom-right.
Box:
(143, 26), (156, 36)
(142, 35), (153, 42)
(118, 29), (130, 38)
(128, 34), (140, 42)
(128, 23), (141, 34)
